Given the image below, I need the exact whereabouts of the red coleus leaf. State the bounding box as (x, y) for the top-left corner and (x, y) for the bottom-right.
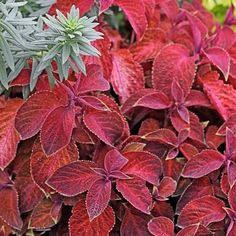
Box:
(176, 224), (213, 236)
(182, 150), (225, 178)
(76, 64), (110, 94)
(116, 176), (152, 214)
(15, 91), (61, 140)
(0, 99), (23, 170)
(121, 151), (163, 185)
(133, 91), (172, 110)
(83, 109), (125, 146)
(120, 207), (152, 236)
(176, 177), (214, 214)
(130, 28), (168, 63)
(152, 43), (196, 97)
(113, 0), (147, 40)
(86, 179), (111, 220)
(104, 149), (128, 173)
(217, 113), (236, 135)
(48, 0), (94, 16)
(29, 198), (62, 230)
(111, 49), (144, 103)
(0, 187), (23, 230)
(228, 181), (236, 211)
(69, 199), (115, 236)
(30, 139), (78, 193)
(142, 128), (178, 147)
(157, 177), (177, 200)
(177, 195), (226, 228)
(156, 0), (179, 21)
(148, 216), (174, 236)
(203, 47), (230, 81)
(14, 149), (44, 213)
(40, 105), (75, 155)
(202, 75), (236, 120)
(99, 0), (113, 13)
(47, 161), (98, 197)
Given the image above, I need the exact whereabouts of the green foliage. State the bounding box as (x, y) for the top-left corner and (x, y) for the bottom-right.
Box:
(0, 0), (102, 92)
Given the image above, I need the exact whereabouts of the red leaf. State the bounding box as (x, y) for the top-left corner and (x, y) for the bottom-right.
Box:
(14, 153), (44, 213)
(0, 99), (23, 169)
(182, 150), (225, 178)
(217, 114), (236, 135)
(142, 128), (178, 147)
(203, 47), (230, 81)
(76, 64), (110, 94)
(130, 28), (168, 63)
(120, 208), (152, 236)
(40, 105), (75, 155)
(69, 199), (115, 236)
(138, 118), (160, 136)
(148, 217), (174, 236)
(177, 195), (226, 228)
(176, 177), (214, 214)
(113, 0), (147, 39)
(29, 198), (62, 229)
(228, 181), (236, 211)
(31, 139), (78, 193)
(48, 0), (94, 16)
(86, 179), (111, 220)
(202, 78), (236, 120)
(0, 186), (23, 230)
(47, 161), (99, 196)
(83, 109), (125, 146)
(104, 149), (128, 173)
(157, 177), (177, 199)
(157, 0), (179, 21)
(133, 91), (172, 110)
(99, 0), (113, 13)
(111, 49), (144, 103)
(116, 176), (152, 214)
(152, 43), (195, 97)
(185, 90), (211, 108)
(176, 224), (213, 236)
(15, 91), (61, 140)
(122, 151), (162, 185)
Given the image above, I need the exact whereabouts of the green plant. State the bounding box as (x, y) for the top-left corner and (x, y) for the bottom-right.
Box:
(0, 0), (102, 92)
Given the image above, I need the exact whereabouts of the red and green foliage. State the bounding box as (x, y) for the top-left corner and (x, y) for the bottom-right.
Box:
(2, 0), (236, 235)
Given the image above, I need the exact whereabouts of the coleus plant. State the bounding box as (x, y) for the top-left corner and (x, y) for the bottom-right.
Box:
(2, 0), (236, 235)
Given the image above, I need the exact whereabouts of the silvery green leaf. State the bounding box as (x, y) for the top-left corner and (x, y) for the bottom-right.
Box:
(55, 56), (64, 81)
(62, 44), (71, 64)
(42, 44), (62, 62)
(0, 3), (8, 15)
(22, 85), (30, 99)
(70, 50), (86, 74)
(6, 1), (27, 8)
(30, 57), (39, 91)
(42, 17), (64, 32)
(37, 59), (51, 73)
(0, 34), (14, 70)
(8, 58), (25, 82)
(8, 17), (37, 26)
(0, 54), (8, 89)
(79, 43), (100, 56)
(0, 20), (25, 46)
(46, 66), (55, 89)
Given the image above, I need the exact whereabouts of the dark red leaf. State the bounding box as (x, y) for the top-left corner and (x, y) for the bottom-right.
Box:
(116, 176), (152, 214)
(69, 199), (115, 236)
(83, 109), (125, 146)
(182, 150), (225, 178)
(0, 186), (23, 230)
(86, 179), (111, 220)
(40, 105), (75, 155)
(152, 43), (195, 97)
(0, 99), (23, 169)
(122, 151), (162, 185)
(148, 217), (174, 236)
(111, 49), (144, 103)
(47, 161), (99, 197)
(177, 195), (226, 228)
